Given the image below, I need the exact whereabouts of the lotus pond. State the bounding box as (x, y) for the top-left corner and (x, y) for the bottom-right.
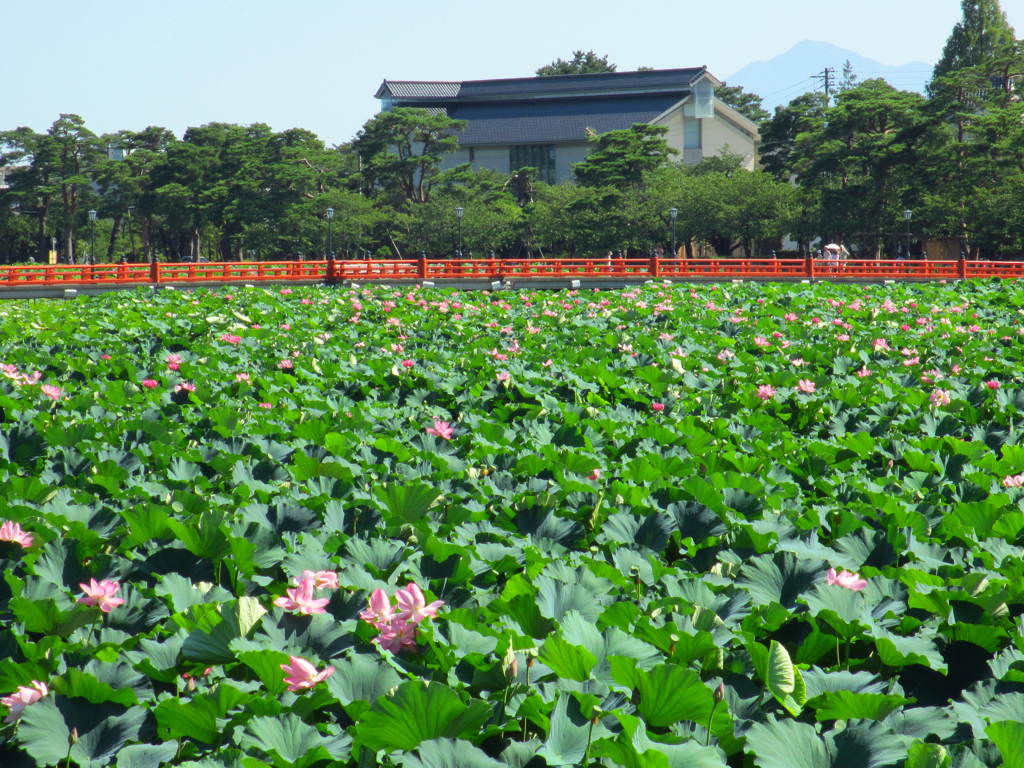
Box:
(2, 280), (1024, 768)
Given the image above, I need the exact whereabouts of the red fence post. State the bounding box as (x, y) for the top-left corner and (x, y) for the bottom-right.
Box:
(149, 260), (160, 285)
(418, 254), (428, 280)
(650, 255), (660, 279)
(804, 255), (814, 280)
(958, 258), (967, 280)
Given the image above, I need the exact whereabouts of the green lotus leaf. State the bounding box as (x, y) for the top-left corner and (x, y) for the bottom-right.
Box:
(241, 714), (334, 768)
(397, 738), (505, 768)
(537, 693), (611, 767)
(354, 680), (490, 753)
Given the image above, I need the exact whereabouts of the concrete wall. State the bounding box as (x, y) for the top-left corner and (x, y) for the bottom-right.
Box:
(653, 101), (756, 169)
(702, 107), (757, 170)
(654, 107), (685, 155)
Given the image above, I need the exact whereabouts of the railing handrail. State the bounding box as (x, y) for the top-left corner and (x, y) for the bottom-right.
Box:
(0, 257), (1022, 288)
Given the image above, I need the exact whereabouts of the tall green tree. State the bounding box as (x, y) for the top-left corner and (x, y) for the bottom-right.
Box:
(574, 124), (675, 189)
(353, 108), (465, 207)
(93, 126), (176, 261)
(759, 92), (828, 181)
(536, 51), (616, 77)
(926, 1), (1020, 255)
(0, 126), (56, 261)
(792, 80), (933, 253)
(931, 0), (1016, 82)
(46, 115), (102, 263)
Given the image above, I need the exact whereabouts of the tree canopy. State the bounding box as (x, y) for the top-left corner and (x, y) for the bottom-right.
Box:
(716, 85), (771, 128)
(573, 124), (676, 189)
(536, 50), (616, 77)
(931, 0), (1017, 82)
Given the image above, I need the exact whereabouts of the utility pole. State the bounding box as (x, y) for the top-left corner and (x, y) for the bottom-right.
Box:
(811, 67), (835, 103)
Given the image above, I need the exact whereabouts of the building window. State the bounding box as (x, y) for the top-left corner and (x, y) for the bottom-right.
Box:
(469, 147), (475, 163)
(510, 144), (556, 184)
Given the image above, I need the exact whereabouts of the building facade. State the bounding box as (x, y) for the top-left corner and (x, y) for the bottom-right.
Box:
(374, 68), (760, 182)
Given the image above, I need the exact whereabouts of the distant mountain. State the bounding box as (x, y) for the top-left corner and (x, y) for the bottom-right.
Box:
(725, 40), (933, 112)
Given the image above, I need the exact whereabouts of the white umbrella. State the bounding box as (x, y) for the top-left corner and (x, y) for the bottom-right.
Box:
(824, 243), (841, 251)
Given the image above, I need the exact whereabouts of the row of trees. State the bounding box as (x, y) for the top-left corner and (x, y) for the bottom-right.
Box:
(0, 111), (793, 264)
(1, 0), (1021, 264)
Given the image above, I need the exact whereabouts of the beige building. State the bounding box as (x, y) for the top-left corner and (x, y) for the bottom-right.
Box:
(374, 68), (759, 182)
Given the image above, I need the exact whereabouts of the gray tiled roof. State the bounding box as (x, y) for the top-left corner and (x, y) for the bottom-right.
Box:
(451, 95), (680, 146)
(377, 80), (461, 99)
(457, 68), (707, 100)
(377, 68), (708, 103)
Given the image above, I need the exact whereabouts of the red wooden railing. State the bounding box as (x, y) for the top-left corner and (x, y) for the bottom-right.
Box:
(1, 258), (1023, 288)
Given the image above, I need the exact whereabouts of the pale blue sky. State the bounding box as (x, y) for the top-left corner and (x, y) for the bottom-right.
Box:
(5, 0), (1022, 146)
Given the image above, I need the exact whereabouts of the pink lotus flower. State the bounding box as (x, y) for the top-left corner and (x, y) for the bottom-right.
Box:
(873, 338), (890, 351)
(359, 588), (395, 627)
(280, 655), (334, 692)
(174, 382), (196, 393)
(376, 620), (418, 653)
(219, 333), (242, 344)
(2, 681), (48, 723)
(826, 567), (868, 591)
(273, 578), (330, 615)
(299, 570), (339, 590)
(986, 380), (1001, 390)
(360, 584), (444, 653)
(278, 359), (293, 370)
(394, 583), (445, 624)
(496, 371), (511, 382)
(258, 402), (273, 409)
(166, 353), (182, 371)
(756, 385), (776, 401)
(40, 384), (62, 400)
(235, 372), (252, 383)
(856, 367), (872, 378)
(141, 379), (158, 389)
(100, 354), (112, 360)
(0, 520), (34, 549)
(930, 389), (951, 407)
(426, 420), (454, 440)
(588, 468), (601, 481)
(651, 402), (665, 412)
(1003, 474), (1024, 488)
(77, 578), (126, 612)
(797, 379), (816, 394)
(401, 359), (415, 368)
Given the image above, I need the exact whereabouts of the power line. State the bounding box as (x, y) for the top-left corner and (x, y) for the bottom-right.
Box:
(761, 77), (818, 98)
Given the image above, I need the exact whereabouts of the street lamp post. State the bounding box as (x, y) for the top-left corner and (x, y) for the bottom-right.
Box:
(903, 209), (913, 259)
(88, 210), (97, 265)
(669, 207), (678, 258)
(325, 207), (335, 260)
(454, 207), (464, 258)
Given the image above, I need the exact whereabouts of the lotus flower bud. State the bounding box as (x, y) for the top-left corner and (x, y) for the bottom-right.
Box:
(501, 647), (519, 682)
